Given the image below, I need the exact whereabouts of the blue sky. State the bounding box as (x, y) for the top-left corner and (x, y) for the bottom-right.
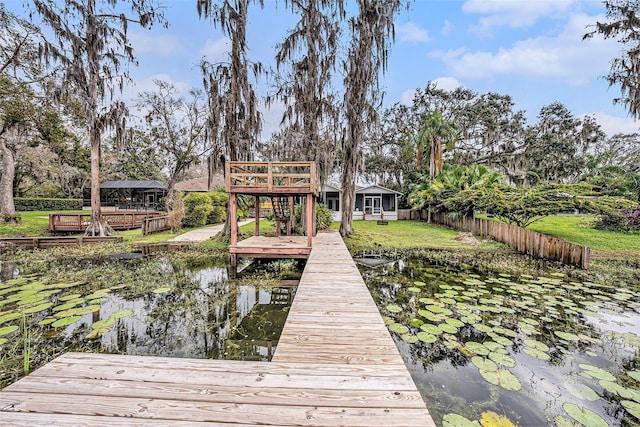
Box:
(15, 0), (640, 138)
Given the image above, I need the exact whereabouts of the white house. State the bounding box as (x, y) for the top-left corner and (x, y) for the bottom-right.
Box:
(319, 184), (402, 221)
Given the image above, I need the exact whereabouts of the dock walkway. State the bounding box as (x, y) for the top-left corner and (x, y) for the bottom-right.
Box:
(0, 231), (435, 426)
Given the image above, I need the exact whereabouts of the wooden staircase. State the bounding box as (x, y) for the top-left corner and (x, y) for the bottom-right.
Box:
(271, 196), (292, 236)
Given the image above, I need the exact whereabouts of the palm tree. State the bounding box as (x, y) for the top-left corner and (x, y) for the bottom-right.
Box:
(418, 109), (459, 179)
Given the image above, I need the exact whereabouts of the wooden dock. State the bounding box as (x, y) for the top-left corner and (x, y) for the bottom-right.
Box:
(0, 231), (435, 426)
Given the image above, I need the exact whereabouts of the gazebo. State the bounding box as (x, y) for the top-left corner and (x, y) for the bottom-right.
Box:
(226, 162), (318, 267)
(99, 180), (167, 210)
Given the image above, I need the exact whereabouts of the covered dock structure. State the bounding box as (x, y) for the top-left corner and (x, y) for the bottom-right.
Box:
(226, 162), (318, 267)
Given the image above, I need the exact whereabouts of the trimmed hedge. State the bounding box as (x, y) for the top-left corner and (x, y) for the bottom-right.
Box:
(15, 198), (83, 211)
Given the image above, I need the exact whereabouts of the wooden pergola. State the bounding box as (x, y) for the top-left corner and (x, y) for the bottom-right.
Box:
(226, 161), (318, 267)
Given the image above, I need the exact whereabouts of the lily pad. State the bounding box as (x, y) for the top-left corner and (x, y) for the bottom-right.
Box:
(472, 356), (497, 372)
(51, 316), (82, 328)
(488, 352), (516, 368)
(622, 400), (640, 419)
(388, 323), (409, 334)
(555, 331), (580, 341)
(479, 369), (522, 391)
(0, 325), (19, 336)
(566, 383), (599, 401)
(413, 281), (426, 287)
(407, 287), (422, 293)
(440, 323), (459, 334)
(628, 371), (640, 382)
(562, 403), (607, 427)
(410, 318), (424, 328)
(21, 302), (54, 314)
(401, 334), (419, 344)
(523, 339), (549, 352)
(579, 364), (616, 382)
(420, 324), (443, 335)
(479, 411), (516, 427)
(0, 338), (6, 345)
(110, 309), (133, 320)
(465, 342), (489, 356)
(152, 286), (172, 294)
(442, 413), (480, 427)
(523, 346), (551, 361)
(0, 312), (22, 325)
(417, 332), (437, 343)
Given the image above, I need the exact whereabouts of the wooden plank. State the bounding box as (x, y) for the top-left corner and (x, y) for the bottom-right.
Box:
(0, 412), (219, 427)
(0, 392), (431, 427)
(3, 376), (424, 409)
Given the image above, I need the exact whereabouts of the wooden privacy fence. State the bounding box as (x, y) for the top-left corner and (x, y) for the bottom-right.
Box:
(49, 211), (162, 232)
(141, 215), (171, 236)
(430, 212), (590, 269)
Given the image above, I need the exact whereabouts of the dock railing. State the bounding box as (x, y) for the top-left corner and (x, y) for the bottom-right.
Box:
(225, 161), (318, 195)
(49, 211), (162, 232)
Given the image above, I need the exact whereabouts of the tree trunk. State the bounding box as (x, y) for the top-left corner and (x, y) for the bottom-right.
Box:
(0, 137), (17, 223)
(429, 137), (443, 179)
(339, 161), (355, 237)
(85, 133), (109, 236)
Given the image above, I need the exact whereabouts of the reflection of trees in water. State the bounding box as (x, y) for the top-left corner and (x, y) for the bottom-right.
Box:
(108, 261), (294, 361)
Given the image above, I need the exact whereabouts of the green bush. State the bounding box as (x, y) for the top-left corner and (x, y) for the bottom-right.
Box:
(209, 191), (229, 207)
(207, 205), (226, 224)
(183, 193), (213, 227)
(316, 204), (333, 230)
(15, 198), (83, 211)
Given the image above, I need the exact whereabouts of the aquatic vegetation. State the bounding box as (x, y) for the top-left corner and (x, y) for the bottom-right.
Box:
(0, 256), (297, 388)
(361, 258), (640, 426)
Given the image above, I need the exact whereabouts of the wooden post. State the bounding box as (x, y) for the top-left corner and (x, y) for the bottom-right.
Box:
(230, 193), (237, 248)
(312, 195), (317, 236)
(254, 196), (260, 237)
(288, 196), (294, 236)
(306, 195), (313, 247)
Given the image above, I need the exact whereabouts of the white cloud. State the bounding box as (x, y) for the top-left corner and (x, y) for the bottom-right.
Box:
(200, 38), (231, 62)
(587, 112), (639, 136)
(260, 99), (286, 142)
(129, 31), (185, 57)
(442, 20), (453, 36)
(398, 22), (431, 43)
(462, 0), (579, 33)
(399, 89), (416, 105)
(432, 13), (617, 85)
(432, 77), (463, 92)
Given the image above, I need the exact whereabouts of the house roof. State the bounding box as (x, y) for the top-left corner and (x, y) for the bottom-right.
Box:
(100, 180), (167, 190)
(175, 175), (225, 192)
(356, 184), (402, 195)
(320, 184), (402, 195)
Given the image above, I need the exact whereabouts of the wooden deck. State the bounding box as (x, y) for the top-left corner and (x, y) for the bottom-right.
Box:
(0, 231), (435, 426)
(231, 235), (312, 260)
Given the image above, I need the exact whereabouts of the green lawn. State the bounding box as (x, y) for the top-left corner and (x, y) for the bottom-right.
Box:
(340, 220), (500, 252)
(0, 211), (62, 236)
(525, 214), (640, 252)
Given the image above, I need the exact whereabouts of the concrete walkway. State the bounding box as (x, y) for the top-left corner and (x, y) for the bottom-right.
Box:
(167, 219), (254, 243)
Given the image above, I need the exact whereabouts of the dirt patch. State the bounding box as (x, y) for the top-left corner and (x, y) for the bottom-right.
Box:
(452, 232), (481, 246)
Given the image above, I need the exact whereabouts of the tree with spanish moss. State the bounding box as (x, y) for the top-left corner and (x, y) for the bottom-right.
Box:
(584, 0), (640, 119)
(340, 0), (405, 237)
(268, 0), (344, 188)
(32, 0), (166, 236)
(197, 0), (263, 238)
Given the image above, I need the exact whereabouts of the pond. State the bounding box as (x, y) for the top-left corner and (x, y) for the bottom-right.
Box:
(359, 256), (640, 427)
(0, 254), (299, 389)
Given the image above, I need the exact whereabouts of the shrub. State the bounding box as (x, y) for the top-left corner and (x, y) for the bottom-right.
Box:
(594, 206), (640, 232)
(209, 191), (229, 207)
(207, 205), (226, 224)
(316, 204), (333, 230)
(183, 193), (213, 227)
(15, 198), (83, 211)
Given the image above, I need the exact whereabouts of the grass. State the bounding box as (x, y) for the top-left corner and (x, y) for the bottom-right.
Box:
(0, 211), (62, 237)
(340, 220), (502, 253)
(484, 214), (640, 253)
